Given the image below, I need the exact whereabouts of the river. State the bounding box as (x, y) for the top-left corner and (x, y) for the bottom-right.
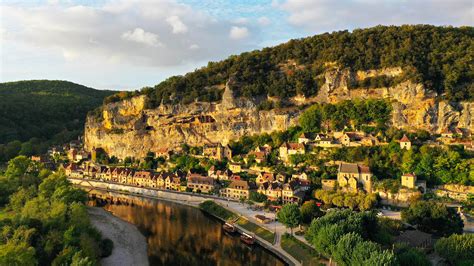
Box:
(89, 190), (286, 266)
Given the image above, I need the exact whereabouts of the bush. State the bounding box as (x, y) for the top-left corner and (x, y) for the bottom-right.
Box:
(435, 234), (474, 265)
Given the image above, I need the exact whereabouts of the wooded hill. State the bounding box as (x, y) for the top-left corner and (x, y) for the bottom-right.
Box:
(0, 80), (115, 161)
(105, 25), (473, 107)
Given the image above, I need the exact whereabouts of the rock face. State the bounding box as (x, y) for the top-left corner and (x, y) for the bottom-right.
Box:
(85, 66), (473, 159)
(85, 83), (299, 159)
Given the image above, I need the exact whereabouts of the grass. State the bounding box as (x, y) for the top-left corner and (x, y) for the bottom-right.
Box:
(281, 234), (323, 266)
(199, 200), (237, 221)
(236, 217), (276, 243)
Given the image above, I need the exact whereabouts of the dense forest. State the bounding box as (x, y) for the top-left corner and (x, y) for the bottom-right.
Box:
(0, 80), (115, 162)
(105, 25), (473, 106)
(0, 156), (113, 265)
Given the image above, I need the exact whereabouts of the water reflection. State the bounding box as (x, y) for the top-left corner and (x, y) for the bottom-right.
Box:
(89, 190), (285, 266)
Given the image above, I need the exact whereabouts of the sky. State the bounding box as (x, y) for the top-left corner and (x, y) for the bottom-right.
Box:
(1, 0), (472, 90)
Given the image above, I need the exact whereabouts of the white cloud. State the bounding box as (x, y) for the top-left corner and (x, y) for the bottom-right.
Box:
(275, 0), (473, 32)
(1, 0), (258, 68)
(229, 26), (249, 40)
(257, 16), (271, 26)
(121, 28), (162, 47)
(233, 17), (249, 25)
(166, 15), (188, 34)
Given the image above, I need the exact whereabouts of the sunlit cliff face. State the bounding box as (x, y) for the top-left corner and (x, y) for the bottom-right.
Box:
(89, 191), (284, 266)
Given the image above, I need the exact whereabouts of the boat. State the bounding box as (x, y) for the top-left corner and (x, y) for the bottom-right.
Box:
(240, 232), (255, 245)
(223, 222), (236, 233)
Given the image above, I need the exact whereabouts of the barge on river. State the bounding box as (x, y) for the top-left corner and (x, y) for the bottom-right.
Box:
(240, 232), (255, 245)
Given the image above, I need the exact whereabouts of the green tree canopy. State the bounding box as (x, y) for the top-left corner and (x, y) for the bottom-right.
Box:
(277, 203), (302, 234)
(401, 201), (463, 236)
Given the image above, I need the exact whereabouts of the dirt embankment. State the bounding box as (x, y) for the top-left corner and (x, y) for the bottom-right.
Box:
(87, 207), (149, 266)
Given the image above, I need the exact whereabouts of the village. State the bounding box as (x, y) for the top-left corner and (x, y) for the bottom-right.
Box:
(50, 127), (472, 209)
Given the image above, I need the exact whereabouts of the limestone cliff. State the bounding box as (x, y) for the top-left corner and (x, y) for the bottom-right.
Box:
(85, 66), (473, 159)
(85, 80), (299, 158)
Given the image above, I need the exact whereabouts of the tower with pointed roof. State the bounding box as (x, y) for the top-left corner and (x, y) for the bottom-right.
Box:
(400, 134), (411, 150)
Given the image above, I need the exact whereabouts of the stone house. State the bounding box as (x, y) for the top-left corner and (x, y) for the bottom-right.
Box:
(203, 143), (232, 161)
(187, 174), (215, 193)
(229, 163), (242, 173)
(119, 169), (133, 184)
(399, 134), (411, 150)
(103, 167), (113, 182)
(315, 133), (329, 141)
(208, 166), (216, 177)
(133, 171), (152, 187)
(65, 163), (78, 176)
(298, 133), (310, 144)
(111, 168), (124, 182)
(337, 162), (373, 192)
(282, 180), (308, 204)
(156, 147), (170, 159)
(291, 172), (308, 181)
(279, 142), (305, 162)
(220, 180), (256, 200)
(321, 179), (337, 190)
(401, 173), (426, 193)
(257, 181), (283, 201)
(215, 169), (233, 180)
(254, 145), (272, 155)
(256, 172), (275, 185)
(440, 128), (454, 138)
(316, 137), (338, 148)
(165, 176), (182, 191)
(126, 170), (135, 185)
(401, 173), (417, 189)
(340, 132), (361, 146)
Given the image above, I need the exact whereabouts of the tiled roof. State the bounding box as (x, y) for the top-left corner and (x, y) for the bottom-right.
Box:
(400, 134), (411, 142)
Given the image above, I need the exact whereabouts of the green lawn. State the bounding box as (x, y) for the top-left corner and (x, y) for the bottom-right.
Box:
(236, 217), (276, 243)
(281, 234), (324, 266)
(199, 200), (237, 221)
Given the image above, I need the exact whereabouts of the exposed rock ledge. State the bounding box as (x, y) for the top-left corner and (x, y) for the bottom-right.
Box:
(87, 207), (149, 266)
(85, 66), (473, 159)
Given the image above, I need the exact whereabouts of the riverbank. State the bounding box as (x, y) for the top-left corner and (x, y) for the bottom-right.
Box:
(87, 207), (149, 266)
(72, 178), (303, 265)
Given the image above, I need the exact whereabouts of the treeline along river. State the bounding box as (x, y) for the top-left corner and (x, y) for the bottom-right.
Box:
(88, 190), (286, 266)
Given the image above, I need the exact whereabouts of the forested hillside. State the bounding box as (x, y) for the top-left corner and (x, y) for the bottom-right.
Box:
(106, 25), (473, 106)
(0, 80), (115, 161)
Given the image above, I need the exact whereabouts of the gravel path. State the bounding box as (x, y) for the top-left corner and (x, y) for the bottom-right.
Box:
(87, 207), (149, 266)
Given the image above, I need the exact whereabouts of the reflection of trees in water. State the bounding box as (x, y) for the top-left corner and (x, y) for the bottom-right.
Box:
(89, 191), (284, 266)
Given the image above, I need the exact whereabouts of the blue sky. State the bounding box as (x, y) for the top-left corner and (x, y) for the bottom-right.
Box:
(1, 0), (472, 90)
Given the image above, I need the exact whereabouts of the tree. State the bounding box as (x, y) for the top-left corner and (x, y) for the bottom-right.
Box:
(0, 241), (37, 266)
(333, 232), (364, 266)
(435, 234), (474, 265)
(351, 241), (382, 265)
(249, 192), (267, 203)
(277, 203), (301, 234)
(362, 250), (398, 266)
(395, 244), (430, 266)
(300, 200), (322, 224)
(401, 201), (463, 236)
(299, 104), (322, 132)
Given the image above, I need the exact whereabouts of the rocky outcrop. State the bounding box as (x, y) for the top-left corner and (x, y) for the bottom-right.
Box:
(85, 66), (473, 159)
(314, 67), (473, 133)
(85, 83), (299, 159)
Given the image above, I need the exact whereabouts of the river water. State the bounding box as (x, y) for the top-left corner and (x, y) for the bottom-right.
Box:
(89, 191), (285, 266)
